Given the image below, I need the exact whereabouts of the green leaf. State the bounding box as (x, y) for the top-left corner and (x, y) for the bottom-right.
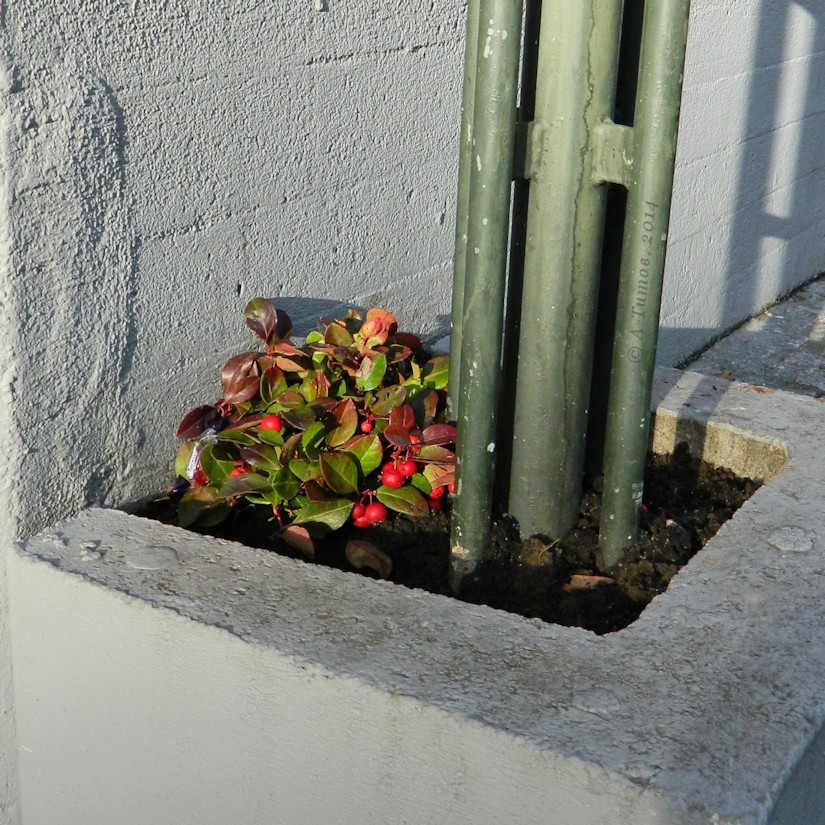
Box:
(271, 465), (302, 501)
(325, 398), (358, 447)
(257, 429), (284, 447)
(410, 472), (432, 495)
(325, 322), (355, 349)
(217, 473), (273, 499)
(281, 405), (317, 431)
(341, 434), (384, 476)
(319, 452), (359, 495)
(175, 442), (196, 478)
(288, 458), (321, 482)
(376, 484), (429, 517)
(297, 373), (318, 403)
(179, 486), (229, 528)
(292, 498), (353, 530)
(369, 385), (408, 416)
(422, 355), (449, 390)
(345, 540), (392, 579)
(305, 330), (324, 345)
(239, 443), (282, 473)
(260, 367), (287, 405)
(216, 429), (257, 446)
(355, 352), (387, 391)
(301, 420), (326, 455)
(199, 445), (235, 486)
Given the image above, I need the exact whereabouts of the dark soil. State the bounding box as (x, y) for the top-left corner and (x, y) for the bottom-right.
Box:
(134, 443), (760, 634)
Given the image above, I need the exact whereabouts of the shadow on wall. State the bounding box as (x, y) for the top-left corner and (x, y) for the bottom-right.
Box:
(658, 0), (825, 366)
(658, 0), (825, 474)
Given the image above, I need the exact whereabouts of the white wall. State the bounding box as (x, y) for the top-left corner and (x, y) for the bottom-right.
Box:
(661, 0), (825, 362)
(0, 0), (465, 533)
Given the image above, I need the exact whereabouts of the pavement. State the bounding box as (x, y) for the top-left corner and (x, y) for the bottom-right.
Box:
(685, 273), (825, 398)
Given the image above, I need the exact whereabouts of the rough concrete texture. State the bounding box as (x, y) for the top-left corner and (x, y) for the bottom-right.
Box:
(9, 367), (825, 824)
(688, 274), (825, 398)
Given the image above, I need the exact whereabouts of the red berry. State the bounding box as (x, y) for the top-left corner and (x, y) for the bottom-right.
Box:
(365, 502), (387, 524)
(192, 467), (208, 486)
(353, 516), (371, 528)
(397, 459), (417, 478)
(381, 468), (404, 489)
(448, 482), (456, 495)
(230, 465), (252, 478)
(352, 503), (367, 520)
(360, 420), (373, 433)
(429, 484), (446, 499)
(428, 497), (443, 511)
(260, 414), (283, 432)
(409, 433), (421, 445)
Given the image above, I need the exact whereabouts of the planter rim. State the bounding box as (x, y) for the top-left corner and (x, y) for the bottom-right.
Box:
(13, 367), (825, 824)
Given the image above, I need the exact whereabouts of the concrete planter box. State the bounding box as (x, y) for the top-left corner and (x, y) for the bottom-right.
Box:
(7, 367), (825, 825)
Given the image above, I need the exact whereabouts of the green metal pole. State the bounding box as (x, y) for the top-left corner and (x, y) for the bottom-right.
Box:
(449, 0), (523, 591)
(507, 0), (624, 541)
(447, 0), (483, 420)
(599, 0), (692, 570)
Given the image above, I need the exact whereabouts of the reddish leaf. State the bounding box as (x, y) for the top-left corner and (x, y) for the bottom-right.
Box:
(281, 405), (317, 431)
(325, 398), (358, 447)
(176, 405), (218, 440)
(422, 423), (457, 446)
(389, 404), (416, 431)
(312, 370), (331, 398)
(415, 445), (456, 465)
(221, 352), (258, 394)
(279, 432), (302, 465)
(384, 424), (413, 448)
(345, 540), (392, 579)
(276, 390), (306, 409)
(245, 297), (293, 346)
(223, 375), (260, 404)
(387, 332), (422, 351)
(280, 525), (315, 559)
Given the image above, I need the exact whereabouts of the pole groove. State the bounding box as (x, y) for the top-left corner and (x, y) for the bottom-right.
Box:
(507, 0), (624, 541)
(447, 0), (483, 419)
(449, 0), (523, 591)
(599, 0), (692, 570)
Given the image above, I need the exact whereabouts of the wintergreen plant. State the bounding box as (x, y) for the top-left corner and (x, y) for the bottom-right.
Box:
(172, 298), (455, 573)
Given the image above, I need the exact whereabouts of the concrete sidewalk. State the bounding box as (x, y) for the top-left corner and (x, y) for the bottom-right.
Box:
(685, 274), (825, 398)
